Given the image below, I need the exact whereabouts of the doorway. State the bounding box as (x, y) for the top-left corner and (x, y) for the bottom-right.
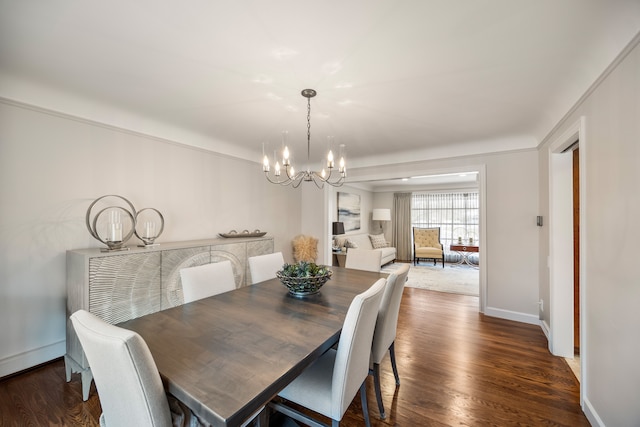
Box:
(548, 117), (585, 402)
(564, 145), (581, 381)
(335, 164), (487, 313)
(573, 147), (580, 356)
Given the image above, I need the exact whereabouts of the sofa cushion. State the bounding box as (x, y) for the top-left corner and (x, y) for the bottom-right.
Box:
(369, 234), (388, 249)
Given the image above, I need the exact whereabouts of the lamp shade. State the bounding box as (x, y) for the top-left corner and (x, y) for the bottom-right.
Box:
(372, 208), (391, 221)
(332, 222), (345, 235)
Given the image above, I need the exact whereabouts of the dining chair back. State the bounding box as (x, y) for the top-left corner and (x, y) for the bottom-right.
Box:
(345, 249), (382, 272)
(270, 278), (386, 427)
(248, 252), (285, 284)
(370, 263), (411, 419)
(70, 310), (172, 427)
(180, 260), (236, 303)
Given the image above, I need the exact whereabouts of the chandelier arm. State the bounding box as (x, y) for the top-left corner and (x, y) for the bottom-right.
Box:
(292, 173), (307, 188)
(284, 165), (295, 180)
(318, 168), (345, 187)
(309, 173), (326, 189)
(313, 171), (344, 188)
(331, 175), (346, 186)
(264, 171), (293, 186)
(292, 170), (307, 188)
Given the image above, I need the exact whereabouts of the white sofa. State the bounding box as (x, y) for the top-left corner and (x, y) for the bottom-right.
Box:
(334, 233), (397, 267)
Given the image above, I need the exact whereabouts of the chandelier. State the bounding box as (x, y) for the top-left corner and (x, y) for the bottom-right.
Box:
(262, 89), (346, 188)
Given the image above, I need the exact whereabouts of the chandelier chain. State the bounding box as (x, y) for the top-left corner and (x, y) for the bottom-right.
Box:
(307, 95), (311, 165)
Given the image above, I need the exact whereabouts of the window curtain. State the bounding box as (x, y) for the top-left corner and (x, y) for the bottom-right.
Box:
(392, 192), (412, 262)
(411, 192), (479, 263)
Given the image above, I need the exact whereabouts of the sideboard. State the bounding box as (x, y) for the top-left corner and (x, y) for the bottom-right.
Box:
(65, 236), (274, 400)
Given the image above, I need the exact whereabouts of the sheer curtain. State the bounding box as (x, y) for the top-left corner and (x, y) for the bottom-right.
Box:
(392, 192), (412, 262)
(412, 192), (479, 263)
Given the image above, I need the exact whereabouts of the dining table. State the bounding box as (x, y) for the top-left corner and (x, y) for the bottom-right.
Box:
(117, 266), (388, 427)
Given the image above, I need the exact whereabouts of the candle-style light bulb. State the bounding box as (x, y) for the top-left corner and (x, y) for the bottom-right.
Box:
(321, 168), (327, 178)
(263, 155), (270, 172)
(281, 131), (290, 166)
(275, 161), (281, 176)
(327, 150), (334, 168)
(338, 144), (346, 174)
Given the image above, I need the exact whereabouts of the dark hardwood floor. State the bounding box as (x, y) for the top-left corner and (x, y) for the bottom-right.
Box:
(0, 288), (589, 426)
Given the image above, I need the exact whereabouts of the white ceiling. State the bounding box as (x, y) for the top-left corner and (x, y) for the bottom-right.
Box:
(1, 0), (640, 171)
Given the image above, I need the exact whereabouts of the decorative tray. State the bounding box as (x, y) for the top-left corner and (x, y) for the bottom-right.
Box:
(219, 230), (267, 238)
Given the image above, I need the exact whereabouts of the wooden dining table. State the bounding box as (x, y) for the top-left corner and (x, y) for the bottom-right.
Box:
(117, 266), (387, 427)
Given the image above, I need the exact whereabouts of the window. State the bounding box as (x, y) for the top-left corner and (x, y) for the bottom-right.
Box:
(412, 192), (479, 260)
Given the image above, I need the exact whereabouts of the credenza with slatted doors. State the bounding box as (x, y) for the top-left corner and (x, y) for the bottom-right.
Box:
(65, 236), (274, 400)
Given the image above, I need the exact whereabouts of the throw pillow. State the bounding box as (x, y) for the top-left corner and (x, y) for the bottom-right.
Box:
(345, 239), (358, 249)
(369, 234), (388, 249)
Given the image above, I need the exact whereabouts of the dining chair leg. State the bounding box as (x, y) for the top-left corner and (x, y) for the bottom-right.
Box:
(372, 363), (386, 419)
(360, 382), (372, 427)
(389, 341), (400, 386)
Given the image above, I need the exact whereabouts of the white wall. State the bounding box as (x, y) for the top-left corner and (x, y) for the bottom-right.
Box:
(372, 192), (393, 242)
(300, 184), (331, 265)
(538, 36), (640, 426)
(0, 100), (302, 376)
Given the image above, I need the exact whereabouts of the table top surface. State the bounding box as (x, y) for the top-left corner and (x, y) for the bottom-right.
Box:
(450, 243), (479, 251)
(117, 266), (387, 427)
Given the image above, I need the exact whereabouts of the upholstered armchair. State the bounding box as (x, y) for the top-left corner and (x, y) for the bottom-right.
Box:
(413, 227), (444, 267)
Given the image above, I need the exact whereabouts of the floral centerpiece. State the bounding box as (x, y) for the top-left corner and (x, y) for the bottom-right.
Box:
(276, 261), (332, 296)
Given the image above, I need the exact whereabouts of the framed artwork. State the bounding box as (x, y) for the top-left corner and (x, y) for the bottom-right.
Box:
(338, 192), (361, 232)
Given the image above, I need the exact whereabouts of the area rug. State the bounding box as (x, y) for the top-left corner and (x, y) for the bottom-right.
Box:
(381, 263), (479, 296)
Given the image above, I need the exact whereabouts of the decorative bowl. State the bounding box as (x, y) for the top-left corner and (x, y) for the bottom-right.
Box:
(276, 262), (332, 296)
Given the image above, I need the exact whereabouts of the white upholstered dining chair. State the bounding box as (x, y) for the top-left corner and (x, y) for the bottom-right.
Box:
(345, 249), (382, 273)
(268, 278), (386, 427)
(370, 263), (410, 419)
(248, 252), (285, 284)
(180, 260), (236, 303)
(70, 309), (173, 427)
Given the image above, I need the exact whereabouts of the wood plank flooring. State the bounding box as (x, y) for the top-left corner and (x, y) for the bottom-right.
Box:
(0, 288), (589, 426)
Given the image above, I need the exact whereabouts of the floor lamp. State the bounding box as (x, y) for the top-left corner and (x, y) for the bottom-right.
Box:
(372, 208), (391, 233)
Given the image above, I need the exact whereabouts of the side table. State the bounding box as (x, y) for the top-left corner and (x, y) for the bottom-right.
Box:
(332, 251), (347, 267)
(449, 244), (479, 268)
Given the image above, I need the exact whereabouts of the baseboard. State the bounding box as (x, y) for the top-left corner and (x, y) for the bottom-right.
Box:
(0, 340), (65, 378)
(584, 396), (605, 427)
(484, 306), (540, 325)
(540, 319), (550, 340)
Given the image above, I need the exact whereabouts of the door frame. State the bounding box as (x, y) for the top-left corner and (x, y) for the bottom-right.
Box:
(548, 116), (586, 405)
